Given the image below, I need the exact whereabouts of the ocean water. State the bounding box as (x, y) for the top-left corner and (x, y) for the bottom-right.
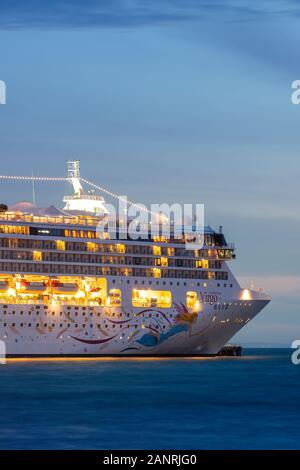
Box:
(0, 349), (299, 450)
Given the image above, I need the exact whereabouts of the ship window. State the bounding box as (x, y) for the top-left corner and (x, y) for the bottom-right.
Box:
(116, 244), (125, 253)
(152, 268), (161, 278)
(132, 289), (172, 309)
(33, 251), (42, 262)
(186, 291), (199, 310)
(87, 242), (97, 252)
(152, 245), (161, 256)
(0, 225), (30, 235)
(108, 289), (122, 307)
(85, 277), (107, 305)
(153, 235), (168, 243)
(56, 240), (66, 251)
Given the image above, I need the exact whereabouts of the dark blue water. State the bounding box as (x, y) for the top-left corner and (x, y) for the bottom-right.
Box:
(0, 349), (299, 449)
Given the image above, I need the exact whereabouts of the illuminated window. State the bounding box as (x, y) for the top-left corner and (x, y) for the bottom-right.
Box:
(0, 225), (29, 235)
(87, 242), (97, 252)
(186, 291), (201, 311)
(56, 240), (66, 251)
(33, 251), (42, 262)
(152, 245), (161, 256)
(168, 247), (175, 256)
(202, 259), (209, 269)
(153, 235), (168, 243)
(160, 257), (168, 267)
(152, 268), (161, 278)
(108, 289), (122, 306)
(186, 291), (197, 308)
(208, 271), (215, 280)
(116, 244), (125, 253)
(86, 278), (107, 305)
(132, 289), (172, 308)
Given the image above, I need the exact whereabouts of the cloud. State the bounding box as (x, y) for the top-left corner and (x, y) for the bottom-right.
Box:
(1, 0), (300, 29)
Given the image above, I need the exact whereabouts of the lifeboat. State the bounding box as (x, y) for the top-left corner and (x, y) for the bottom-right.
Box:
(51, 280), (79, 295)
(18, 280), (47, 294)
(0, 280), (9, 293)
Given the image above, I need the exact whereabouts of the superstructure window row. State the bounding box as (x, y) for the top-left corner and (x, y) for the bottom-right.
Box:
(0, 262), (228, 280)
(0, 239), (234, 260)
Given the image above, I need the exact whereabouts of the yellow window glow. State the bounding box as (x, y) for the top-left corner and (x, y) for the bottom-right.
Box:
(33, 251), (42, 262)
(152, 268), (161, 278)
(108, 289), (122, 306)
(56, 240), (66, 251)
(132, 289), (172, 308)
(186, 291), (201, 312)
(153, 245), (161, 256)
(87, 242), (97, 252)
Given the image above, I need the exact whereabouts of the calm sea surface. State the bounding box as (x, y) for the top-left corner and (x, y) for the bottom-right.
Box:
(0, 349), (299, 450)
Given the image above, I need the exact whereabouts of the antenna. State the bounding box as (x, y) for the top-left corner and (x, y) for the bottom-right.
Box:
(67, 160), (80, 179)
(66, 160), (83, 196)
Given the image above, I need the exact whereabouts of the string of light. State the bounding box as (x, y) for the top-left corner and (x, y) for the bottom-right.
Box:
(0, 174), (152, 215)
(80, 178), (152, 215)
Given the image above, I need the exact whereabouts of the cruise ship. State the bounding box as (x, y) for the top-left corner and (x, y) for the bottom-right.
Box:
(0, 161), (270, 356)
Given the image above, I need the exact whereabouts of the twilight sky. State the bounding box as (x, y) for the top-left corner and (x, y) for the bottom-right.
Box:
(0, 0), (299, 345)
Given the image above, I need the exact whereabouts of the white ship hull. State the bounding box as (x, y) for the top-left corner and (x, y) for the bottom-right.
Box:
(0, 287), (270, 357)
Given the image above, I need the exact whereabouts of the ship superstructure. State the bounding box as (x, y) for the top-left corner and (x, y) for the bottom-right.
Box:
(0, 162), (270, 356)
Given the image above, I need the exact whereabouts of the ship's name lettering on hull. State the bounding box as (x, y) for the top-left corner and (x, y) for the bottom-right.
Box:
(199, 292), (220, 303)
